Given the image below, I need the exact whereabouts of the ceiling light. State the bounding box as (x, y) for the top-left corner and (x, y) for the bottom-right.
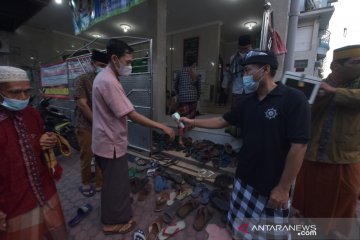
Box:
(92, 34), (102, 38)
(120, 24), (131, 33)
(244, 21), (257, 30)
(55, 0), (62, 4)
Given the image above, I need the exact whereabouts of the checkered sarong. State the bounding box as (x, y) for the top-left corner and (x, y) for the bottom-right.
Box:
(228, 178), (290, 240)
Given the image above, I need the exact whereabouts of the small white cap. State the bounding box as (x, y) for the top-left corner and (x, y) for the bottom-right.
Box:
(0, 66), (29, 83)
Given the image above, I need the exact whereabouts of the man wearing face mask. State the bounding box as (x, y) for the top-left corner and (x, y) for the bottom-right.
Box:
(181, 51), (310, 239)
(92, 39), (175, 235)
(0, 66), (67, 239)
(74, 49), (107, 197)
(229, 34), (253, 109)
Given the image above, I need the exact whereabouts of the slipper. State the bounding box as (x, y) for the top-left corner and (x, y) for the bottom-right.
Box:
(147, 217), (163, 240)
(158, 220), (186, 240)
(200, 187), (211, 205)
(154, 176), (169, 193)
(68, 203), (93, 227)
(162, 200), (182, 224)
(103, 220), (136, 235)
(176, 199), (199, 219)
(78, 186), (95, 197)
(135, 157), (150, 166)
(193, 206), (214, 231)
(129, 167), (140, 179)
(147, 168), (157, 177)
(155, 192), (169, 212)
(166, 191), (178, 206)
(176, 187), (192, 200)
(133, 229), (146, 240)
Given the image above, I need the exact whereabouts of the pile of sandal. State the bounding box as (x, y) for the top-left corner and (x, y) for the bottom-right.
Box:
(152, 132), (237, 169)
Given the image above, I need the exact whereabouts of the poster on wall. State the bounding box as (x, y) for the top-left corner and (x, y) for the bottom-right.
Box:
(183, 37), (199, 66)
(40, 62), (69, 99)
(70, 0), (145, 35)
(66, 55), (93, 80)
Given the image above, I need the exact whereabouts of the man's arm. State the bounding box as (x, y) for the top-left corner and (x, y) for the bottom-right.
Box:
(127, 111), (175, 141)
(77, 98), (93, 123)
(267, 143), (308, 209)
(181, 116), (228, 129)
(321, 82), (360, 109)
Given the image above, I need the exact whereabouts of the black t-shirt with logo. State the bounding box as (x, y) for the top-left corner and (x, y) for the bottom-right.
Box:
(223, 82), (310, 197)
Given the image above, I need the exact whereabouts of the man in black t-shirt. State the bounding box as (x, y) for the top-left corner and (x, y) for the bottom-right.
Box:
(181, 51), (310, 239)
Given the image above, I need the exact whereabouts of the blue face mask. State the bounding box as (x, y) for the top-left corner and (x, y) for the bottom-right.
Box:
(243, 67), (265, 93)
(1, 95), (29, 111)
(243, 75), (259, 93)
(95, 67), (104, 73)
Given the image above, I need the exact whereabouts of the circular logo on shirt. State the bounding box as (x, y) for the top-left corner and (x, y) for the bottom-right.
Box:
(265, 108), (278, 120)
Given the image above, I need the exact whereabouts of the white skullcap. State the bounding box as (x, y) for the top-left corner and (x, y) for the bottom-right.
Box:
(0, 66), (29, 83)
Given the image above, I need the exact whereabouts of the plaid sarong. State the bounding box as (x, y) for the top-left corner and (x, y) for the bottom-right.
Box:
(1, 193), (67, 240)
(228, 178), (290, 240)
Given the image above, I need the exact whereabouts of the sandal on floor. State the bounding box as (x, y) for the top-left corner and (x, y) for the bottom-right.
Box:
(68, 203), (93, 227)
(133, 229), (146, 240)
(176, 187), (192, 200)
(78, 186), (95, 197)
(193, 206), (214, 231)
(147, 217), (163, 240)
(162, 200), (182, 224)
(158, 220), (186, 240)
(176, 199), (199, 219)
(103, 220), (136, 235)
(135, 157), (150, 166)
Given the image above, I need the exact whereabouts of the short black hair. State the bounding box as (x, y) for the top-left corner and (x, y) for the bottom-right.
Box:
(238, 34), (251, 46)
(106, 38), (134, 61)
(91, 49), (108, 64)
(185, 57), (197, 67)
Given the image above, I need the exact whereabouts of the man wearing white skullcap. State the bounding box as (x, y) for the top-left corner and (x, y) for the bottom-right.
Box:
(0, 66), (67, 239)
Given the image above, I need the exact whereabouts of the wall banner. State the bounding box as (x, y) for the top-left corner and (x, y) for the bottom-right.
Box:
(70, 0), (145, 35)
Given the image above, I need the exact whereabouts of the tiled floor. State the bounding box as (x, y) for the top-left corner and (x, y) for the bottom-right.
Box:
(56, 151), (228, 240)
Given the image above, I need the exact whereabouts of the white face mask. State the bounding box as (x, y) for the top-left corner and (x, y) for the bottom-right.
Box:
(118, 65), (132, 76)
(115, 57), (132, 76)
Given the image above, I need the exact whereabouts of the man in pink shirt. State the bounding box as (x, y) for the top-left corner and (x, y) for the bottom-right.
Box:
(92, 38), (175, 235)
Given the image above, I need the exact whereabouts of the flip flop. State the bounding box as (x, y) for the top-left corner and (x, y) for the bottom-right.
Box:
(68, 203), (93, 227)
(78, 186), (95, 197)
(193, 206), (214, 231)
(158, 220), (186, 240)
(135, 157), (150, 166)
(147, 217), (163, 240)
(166, 191), (178, 206)
(176, 199), (199, 219)
(176, 187), (192, 200)
(133, 229), (146, 240)
(103, 220), (137, 235)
